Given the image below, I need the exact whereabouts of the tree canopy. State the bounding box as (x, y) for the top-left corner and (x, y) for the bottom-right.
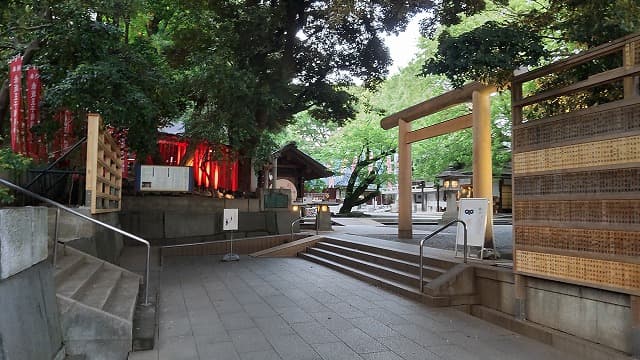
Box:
(420, 0), (640, 87)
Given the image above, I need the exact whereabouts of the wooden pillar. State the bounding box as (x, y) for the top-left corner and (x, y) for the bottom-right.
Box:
(514, 274), (527, 320)
(624, 42), (638, 99)
(398, 119), (412, 239)
(472, 88), (494, 248)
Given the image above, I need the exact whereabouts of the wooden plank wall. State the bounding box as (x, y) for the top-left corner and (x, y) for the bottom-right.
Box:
(85, 114), (123, 214)
(511, 34), (640, 296)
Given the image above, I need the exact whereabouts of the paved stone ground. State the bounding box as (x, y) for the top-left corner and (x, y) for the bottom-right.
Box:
(129, 255), (577, 360)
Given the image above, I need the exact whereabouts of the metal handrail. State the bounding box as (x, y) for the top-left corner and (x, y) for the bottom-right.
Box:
(290, 217), (302, 242)
(0, 178), (151, 306)
(419, 219), (467, 292)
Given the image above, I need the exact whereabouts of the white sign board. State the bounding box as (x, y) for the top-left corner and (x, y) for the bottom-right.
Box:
(138, 165), (192, 192)
(456, 198), (489, 255)
(223, 209), (239, 231)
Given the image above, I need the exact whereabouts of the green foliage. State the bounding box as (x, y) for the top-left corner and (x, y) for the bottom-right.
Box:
(0, 1), (178, 156)
(0, 147), (32, 204)
(422, 21), (548, 87)
(420, 0), (640, 87)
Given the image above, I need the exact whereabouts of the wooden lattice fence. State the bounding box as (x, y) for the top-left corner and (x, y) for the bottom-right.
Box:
(85, 114), (122, 214)
(511, 34), (640, 295)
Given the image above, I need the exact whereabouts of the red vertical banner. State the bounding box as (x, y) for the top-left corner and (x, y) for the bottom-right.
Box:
(62, 109), (73, 149)
(26, 67), (42, 159)
(9, 56), (23, 153)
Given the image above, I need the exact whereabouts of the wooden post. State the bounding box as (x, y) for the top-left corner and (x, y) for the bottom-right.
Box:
(624, 42), (638, 99)
(472, 88), (494, 249)
(398, 119), (412, 239)
(85, 114), (100, 210)
(514, 274), (527, 320)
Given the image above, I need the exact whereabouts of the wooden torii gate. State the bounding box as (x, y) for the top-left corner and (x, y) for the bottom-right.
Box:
(380, 82), (496, 245)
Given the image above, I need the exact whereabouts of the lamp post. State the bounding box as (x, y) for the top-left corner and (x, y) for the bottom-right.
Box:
(437, 165), (468, 223)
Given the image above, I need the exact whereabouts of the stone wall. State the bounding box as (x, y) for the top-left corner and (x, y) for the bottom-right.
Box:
(119, 196), (298, 245)
(0, 207), (64, 360)
(475, 266), (631, 354)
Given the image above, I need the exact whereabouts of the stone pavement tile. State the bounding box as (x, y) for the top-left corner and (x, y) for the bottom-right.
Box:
(377, 336), (440, 360)
(239, 349), (283, 360)
(484, 336), (579, 360)
(159, 318), (192, 339)
(388, 323), (449, 347)
(253, 284), (281, 297)
(292, 321), (340, 344)
(268, 334), (322, 360)
(254, 316), (296, 338)
(194, 338), (240, 360)
(310, 311), (357, 331)
(341, 295), (379, 310)
(350, 317), (398, 339)
(312, 341), (366, 360)
(372, 300), (416, 316)
(279, 306), (316, 324)
(158, 336), (198, 360)
(331, 327), (389, 354)
(263, 294), (298, 309)
(360, 351), (404, 360)
(228, 327), (273, 354)
(220, 312), (255, 331)
(295, 297), (331, 313)
(308, 290), (342, 304)
(401, 313), (457, 333)
(234, 292), (264, 305)
(242, 301), (278, 318)
(427, 344), (481, 360)
(325, 301), (366, 319)
(189, 314), (229, 339)
(214, 299), (245, 314)
(128, 349), (158, 360)
(363, 308), (412, 326)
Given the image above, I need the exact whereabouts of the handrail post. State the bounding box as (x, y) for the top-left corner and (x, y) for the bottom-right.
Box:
(53, 208), (60, 268)
(419, 219), (467, 292)
(290, 217), (302, 242)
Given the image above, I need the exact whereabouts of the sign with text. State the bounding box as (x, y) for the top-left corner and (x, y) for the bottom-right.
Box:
(456, 198), (489, 252)
(223, 208), (238, 231)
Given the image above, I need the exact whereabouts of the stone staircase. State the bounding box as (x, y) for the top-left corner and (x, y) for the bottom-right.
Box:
(54, 245), (142, 360)
(298, 237), (478, 306)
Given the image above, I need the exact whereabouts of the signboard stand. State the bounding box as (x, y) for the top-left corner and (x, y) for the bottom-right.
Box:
(221, 209), (240, 262)
(455, 198), (490, 260)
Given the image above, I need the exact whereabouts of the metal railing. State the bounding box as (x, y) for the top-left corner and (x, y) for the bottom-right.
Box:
(419, 219), (467, 292)
(0, 178), (151, 306)
(290, 217), (302, 242)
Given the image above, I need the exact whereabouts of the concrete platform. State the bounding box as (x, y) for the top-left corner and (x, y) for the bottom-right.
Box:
(129, 255), (578, 360)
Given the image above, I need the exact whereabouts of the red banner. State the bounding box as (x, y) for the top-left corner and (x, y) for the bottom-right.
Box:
(26, 67), (42, 159)
(9, 57), (23, 153)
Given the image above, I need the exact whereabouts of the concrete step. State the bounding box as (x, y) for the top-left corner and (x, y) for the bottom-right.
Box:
(56, 260), (102, 298)
(103, 273), (140, 321)
(321, 237), (455, 270)
(306, 247), (427, 288)
(299, 252), (451, 307)
(54, 247), (142, 360)
(315, 241), (445, 279)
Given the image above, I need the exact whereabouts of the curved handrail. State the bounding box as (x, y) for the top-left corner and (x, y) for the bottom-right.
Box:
(419, 219), (467, 292)
(290, 217), (302, 242)
(0, 178), (151, 306)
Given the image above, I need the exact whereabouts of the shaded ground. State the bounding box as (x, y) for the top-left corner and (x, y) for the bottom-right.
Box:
(129, 256), (575, 360)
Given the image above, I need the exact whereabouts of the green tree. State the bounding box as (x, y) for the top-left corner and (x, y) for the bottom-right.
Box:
(0, 1), (177, 156)
(420, 0), (640, 87)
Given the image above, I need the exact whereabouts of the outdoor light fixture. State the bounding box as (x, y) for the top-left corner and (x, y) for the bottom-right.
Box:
(442, 179), (459, 190)
(292, 205), (299, 212)
(320, 205), (329, 212)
